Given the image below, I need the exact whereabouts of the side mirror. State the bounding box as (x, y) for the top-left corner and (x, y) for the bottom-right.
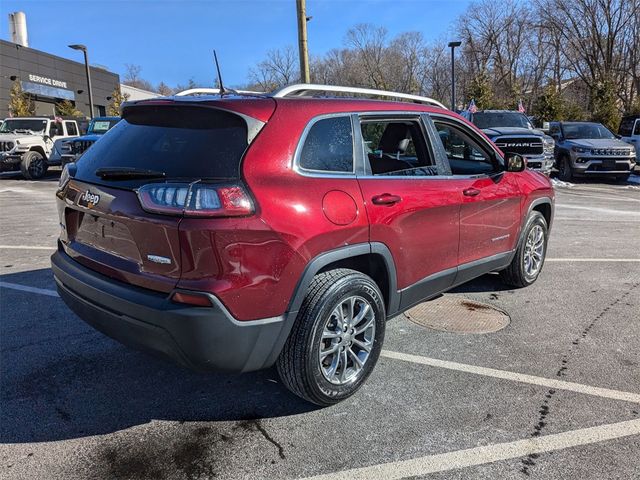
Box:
(505, 153), (526, 172)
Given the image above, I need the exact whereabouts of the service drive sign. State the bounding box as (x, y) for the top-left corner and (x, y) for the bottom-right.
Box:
(28, 74), (68, 89)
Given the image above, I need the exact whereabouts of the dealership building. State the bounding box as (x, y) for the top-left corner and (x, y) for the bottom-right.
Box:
(0, 38), (122, 119)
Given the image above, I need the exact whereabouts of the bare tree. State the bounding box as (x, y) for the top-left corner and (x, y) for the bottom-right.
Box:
(248, 46), (298, 91)
(122, 64), (154, 92)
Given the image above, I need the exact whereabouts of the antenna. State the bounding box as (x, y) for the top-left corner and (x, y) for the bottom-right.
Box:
(213, 50), (225, 97)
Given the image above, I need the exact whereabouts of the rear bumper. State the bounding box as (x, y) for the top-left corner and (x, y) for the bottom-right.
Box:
(51, 248), (287, 373)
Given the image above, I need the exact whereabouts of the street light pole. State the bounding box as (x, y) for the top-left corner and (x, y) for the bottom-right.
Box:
(448, 41), (462, 111)
(296, 0), (310, 83)
(69, 44), (94, 119)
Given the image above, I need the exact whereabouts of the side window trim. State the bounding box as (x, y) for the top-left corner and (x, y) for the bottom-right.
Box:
(421, 114), (452, 176)
(356, 113), (440, 178)
(430, 114), (505, 177)
(293, 113), (356, 177)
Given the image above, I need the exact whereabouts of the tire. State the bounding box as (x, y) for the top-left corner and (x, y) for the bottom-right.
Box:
(558, 155), (573, 182)
(276, 269), (386, 406)
(500, 211), (548, 288)
(20, 151), (48, 180)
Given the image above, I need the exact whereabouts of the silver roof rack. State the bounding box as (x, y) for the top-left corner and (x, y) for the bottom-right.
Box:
(271, 83), (446, 109)
(175, 88), (265, 96)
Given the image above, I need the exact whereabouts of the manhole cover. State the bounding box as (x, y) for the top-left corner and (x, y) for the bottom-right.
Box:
(405, 296), (510, 334)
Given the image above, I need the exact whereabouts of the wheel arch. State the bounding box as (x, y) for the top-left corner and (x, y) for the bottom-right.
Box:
(27, 146), (47, 160)
(519, 197), (554, 246)
(262, 242), (399, 368)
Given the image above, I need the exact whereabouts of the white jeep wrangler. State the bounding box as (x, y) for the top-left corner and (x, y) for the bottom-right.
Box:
(0, 117), (80, 179)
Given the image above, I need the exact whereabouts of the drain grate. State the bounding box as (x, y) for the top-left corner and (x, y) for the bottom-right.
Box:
(405, 295), (510, 334)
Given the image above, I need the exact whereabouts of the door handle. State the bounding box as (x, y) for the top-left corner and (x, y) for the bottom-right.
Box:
(372, 193), (402, 206)
(463, 188), (481, 197)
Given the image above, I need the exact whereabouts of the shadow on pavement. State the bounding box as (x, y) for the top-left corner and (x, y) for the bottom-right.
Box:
(0, 169), (61, 182)
(450, 272), (515, 294)
(0, 268), (317, 444)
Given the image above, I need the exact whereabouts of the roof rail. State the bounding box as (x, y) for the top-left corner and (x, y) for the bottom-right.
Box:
(175, 88), (264, 97)
(271, 84), (446, 109)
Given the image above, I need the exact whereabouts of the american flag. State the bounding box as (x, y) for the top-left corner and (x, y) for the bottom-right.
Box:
(467, 99), (478, 114)
(518, 99), (526, 113)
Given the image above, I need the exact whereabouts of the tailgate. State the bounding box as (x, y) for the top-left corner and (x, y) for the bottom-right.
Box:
(58, 179), (182, 293)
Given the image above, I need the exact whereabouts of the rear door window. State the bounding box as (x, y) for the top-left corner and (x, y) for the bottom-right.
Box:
(298, 116), (354, 173)
(73, 105), (249, 188)
(360, 119), (437, 176)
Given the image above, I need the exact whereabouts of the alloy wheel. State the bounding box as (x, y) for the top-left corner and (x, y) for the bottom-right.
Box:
(319, 295), (375, 385)
(29, 158), (45, 178)
(523, 224), (545, 277)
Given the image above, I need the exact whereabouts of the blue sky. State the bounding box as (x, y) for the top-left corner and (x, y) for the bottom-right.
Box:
(1, 0), (471, 88)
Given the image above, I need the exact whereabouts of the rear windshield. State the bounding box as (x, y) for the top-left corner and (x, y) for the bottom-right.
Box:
(73, 105), (248, 188)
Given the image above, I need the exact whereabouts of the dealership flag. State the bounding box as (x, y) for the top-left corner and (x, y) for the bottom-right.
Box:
(467, 99), (478, 113)
(518, 99), (526, 113)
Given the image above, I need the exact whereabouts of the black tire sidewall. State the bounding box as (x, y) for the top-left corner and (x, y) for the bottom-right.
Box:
(559, 156), (572, 181)
(21, 151), (46, 180)
(515, 212), (548, 286)
(304, 275), (385, 404)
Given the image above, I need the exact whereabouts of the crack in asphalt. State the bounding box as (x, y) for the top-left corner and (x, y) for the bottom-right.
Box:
(520, 282), (640, 476)
(254, 420), (286, 460)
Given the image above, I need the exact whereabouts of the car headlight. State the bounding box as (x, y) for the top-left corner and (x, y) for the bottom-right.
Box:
(543, 137), (555, 154)
(571, 146), (589, 154)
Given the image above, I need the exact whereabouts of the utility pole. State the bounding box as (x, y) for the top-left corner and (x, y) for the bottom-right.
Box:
(448, 41), (462, 111)
(296, 0), (310, 83)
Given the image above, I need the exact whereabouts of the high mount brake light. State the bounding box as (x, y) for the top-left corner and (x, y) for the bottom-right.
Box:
(137, 183), (254, 217)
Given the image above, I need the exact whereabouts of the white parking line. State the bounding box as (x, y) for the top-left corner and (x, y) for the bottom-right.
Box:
(555, 204), (640, 216)
(546, 258), (640, 262)
(0, 245), (54, 250)
(0, 281), (59, 297)
(303, 418), (640, 480)
(380, 350), (640, 404)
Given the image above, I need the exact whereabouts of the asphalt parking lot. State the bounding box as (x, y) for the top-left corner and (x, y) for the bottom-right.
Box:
(1, 169), (639, 480)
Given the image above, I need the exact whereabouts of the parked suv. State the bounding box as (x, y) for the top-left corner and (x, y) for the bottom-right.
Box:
(0, 116), (80, 179)
(60, 116), (121, 166)
(550, 121), (636, 182)
(51, 85), (554, 405)
(462, 110), (555, 175)
(618, 114), (640, 160)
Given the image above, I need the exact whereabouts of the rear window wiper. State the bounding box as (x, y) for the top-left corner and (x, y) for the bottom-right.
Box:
(95, 167), (166, 180)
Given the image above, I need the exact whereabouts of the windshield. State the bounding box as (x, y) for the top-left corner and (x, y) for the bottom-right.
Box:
(563, 123), (615, 140)
(0, 119), (47, 134)
(472, 112), (531, 130)
(88, 118), (120, 135)
(74, 105), (249, 189)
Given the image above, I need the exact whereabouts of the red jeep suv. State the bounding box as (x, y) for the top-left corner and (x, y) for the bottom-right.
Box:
(51, 85), (554, 405)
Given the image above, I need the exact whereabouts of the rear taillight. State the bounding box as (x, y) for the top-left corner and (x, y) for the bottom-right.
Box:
(137, 182), (254, 217)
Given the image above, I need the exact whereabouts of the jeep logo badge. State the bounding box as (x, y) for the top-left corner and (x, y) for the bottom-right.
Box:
(80, 190), (100, 208)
